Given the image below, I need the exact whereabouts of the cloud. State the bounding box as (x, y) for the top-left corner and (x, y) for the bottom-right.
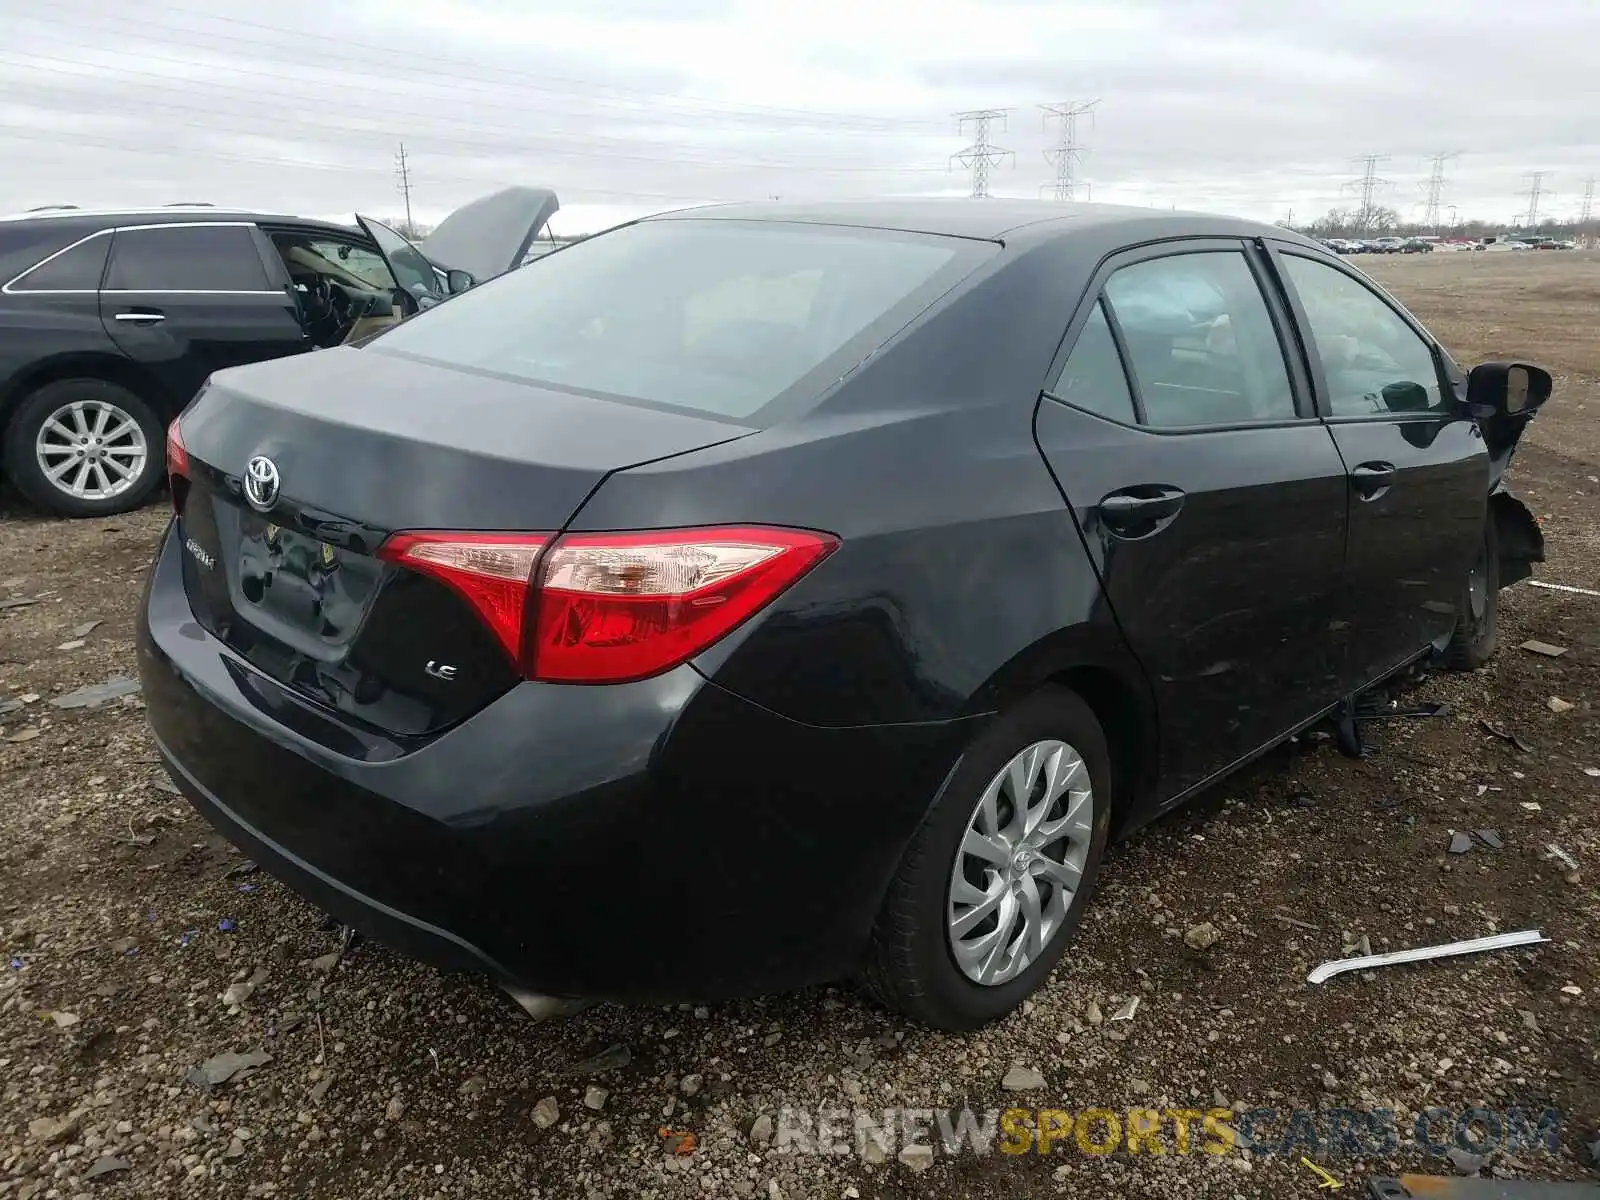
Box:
(2, 0), (1596, 229)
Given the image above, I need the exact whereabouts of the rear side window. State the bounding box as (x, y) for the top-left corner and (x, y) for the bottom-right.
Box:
(1050, 301), (1137, 423)
(10, 233), (109, 291)
(105, 225), (271, 292)
(370, 219), (987, 422)
(1103, 251), (1296, 427)
(1279, 255), (1445, 417)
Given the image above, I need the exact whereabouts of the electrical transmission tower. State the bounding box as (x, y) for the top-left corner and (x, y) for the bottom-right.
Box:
(1419, 152), (1458, 230)
(394, 143), (415, 235)
(1578, 177), (1594, 225)
(951, 109), (1014, 198)
(1519, 172), (1550, 229)
(1341, 154), (1393, 230)
(1038, 100), (1099, 201)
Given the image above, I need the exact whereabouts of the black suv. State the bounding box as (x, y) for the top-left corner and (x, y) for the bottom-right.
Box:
(0, 190), (557, 516)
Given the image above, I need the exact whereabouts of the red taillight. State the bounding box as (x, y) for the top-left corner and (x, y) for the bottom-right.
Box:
(377, 532), (549, 662)
(530, 526), (839, 683)
(165, 418), (190, 514)
(377, 525), (839, 683)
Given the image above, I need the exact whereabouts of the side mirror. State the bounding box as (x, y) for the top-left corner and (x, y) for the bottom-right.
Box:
(1380, 381), (1431, 413)
(446, 269), (475, 294)
(1465, 362), (1553, 419)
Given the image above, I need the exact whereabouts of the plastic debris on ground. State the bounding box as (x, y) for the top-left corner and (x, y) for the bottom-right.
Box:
(1479, 719), (1535, 753)
(49, 676), (141, 709)
(185, 1047), (273, 1090)
(1308, 929), (1549, 985)
(1518, 639), (1568, 657)
(1546, 845), (1579, 871)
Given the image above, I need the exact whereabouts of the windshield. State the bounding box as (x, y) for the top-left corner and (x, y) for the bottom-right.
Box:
(368, 218), (986, 422)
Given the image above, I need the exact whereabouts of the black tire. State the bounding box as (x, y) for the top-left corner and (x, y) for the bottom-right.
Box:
(861, 686), (1113, 1031)
(3, 379), (166, 518)
(1445, 516), (1499, 671)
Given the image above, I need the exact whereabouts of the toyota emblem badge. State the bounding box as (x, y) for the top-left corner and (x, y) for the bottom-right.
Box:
(243, 455), (281, 512)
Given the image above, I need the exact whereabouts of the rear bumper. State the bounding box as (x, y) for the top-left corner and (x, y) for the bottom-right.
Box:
(138, 522), (980, 1002)
(151, 728), (511, 978)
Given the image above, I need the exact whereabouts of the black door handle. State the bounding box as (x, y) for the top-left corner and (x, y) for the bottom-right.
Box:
(1098, 487), (1186, 532)
(1350, 461), (1397, 499)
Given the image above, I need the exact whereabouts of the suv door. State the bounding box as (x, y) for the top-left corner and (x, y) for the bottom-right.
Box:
(1267, 248), (1486, 688)
(100, 222), (307, 409)
(1033, 240), (1351, 800)
(355, 216), (448, 309)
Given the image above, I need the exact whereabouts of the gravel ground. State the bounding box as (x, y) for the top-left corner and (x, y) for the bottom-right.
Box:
(2, 250), (1597, 1200)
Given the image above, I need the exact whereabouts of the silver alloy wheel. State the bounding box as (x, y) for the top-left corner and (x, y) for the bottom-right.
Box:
(34, 399), (149, 502)
(947, 739), (1094, 987)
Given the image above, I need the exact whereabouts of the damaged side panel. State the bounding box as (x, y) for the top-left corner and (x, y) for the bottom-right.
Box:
(1490, 489), (1544, 587)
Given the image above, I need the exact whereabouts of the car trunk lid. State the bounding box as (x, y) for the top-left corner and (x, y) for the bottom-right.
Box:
(174, 346), (750, 736)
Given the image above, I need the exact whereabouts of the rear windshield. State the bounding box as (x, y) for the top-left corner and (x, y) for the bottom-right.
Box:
(370, 218), (989, 423)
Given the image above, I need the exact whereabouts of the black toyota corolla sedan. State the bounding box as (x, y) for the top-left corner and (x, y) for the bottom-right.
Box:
(139, 200), (1551, 1031)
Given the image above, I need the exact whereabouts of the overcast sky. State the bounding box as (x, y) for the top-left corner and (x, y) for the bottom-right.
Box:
(3, 0), (1597, 233)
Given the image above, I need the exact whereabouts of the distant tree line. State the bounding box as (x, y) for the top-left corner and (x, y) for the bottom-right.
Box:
(1289, 206), (1596, 240)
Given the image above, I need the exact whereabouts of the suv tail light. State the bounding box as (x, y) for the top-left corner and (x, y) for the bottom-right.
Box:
(165, 418), (190, 514)
(378, 525), (838, 684)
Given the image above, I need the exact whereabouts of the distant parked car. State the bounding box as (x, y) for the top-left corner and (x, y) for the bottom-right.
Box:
(1401, 238), (1434, 253)
(1372, 237), (1406, 253)
(142, 199), (1553, 1031)
(0, 190), (558, 516)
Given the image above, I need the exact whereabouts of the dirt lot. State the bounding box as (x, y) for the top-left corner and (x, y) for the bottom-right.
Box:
(2, 250), (1597, 1200)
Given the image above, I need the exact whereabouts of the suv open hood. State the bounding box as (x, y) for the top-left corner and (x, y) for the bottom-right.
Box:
(356, 187), (558, 306)
(419, 187), (558, 281)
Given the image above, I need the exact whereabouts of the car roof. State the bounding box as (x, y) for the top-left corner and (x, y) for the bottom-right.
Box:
(644, 197), (1323, 250)
(0, 206), (361, 239)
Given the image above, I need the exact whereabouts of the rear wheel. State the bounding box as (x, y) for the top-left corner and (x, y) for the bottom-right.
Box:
(861, 686), (1112, 1031)
(3, 379), (165, 518)
(1444, 517), (1499, 671)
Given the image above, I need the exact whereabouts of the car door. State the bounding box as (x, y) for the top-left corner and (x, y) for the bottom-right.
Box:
(100, 222), (307, 409)
(1266, 247), (1487, 689)
(1033, 240), (1350, 800)
(354, 216), (448, 309)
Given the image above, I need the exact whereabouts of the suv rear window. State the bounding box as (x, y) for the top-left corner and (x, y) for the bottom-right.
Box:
(0, 224), (101, 289)
(370, 219), (989, 422)
(8, 232), (110, 291)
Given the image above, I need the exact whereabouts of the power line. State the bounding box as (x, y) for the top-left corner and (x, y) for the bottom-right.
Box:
(18, 2), (945, 134)
(951, 109), (1014, 199)
(1, 51), (930, 168)
(0, 56), (949, 177)
(1519, 172), (1550, 228)
(1340, 155), (1392, 230)
(1038, 100), (1099, 201)
(0, 128), (744, 205)
(1418, 152), (1458, 230)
